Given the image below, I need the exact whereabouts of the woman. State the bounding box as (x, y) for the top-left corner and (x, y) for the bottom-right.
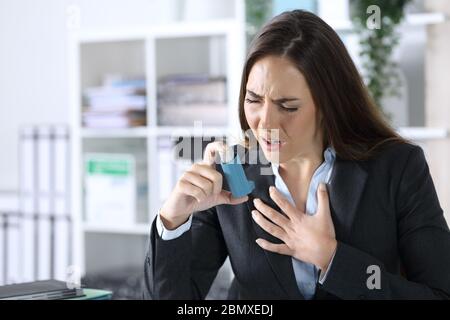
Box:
(143, 10), (450, 300)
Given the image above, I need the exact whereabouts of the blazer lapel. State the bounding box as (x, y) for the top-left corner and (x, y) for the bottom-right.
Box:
(327, 156), (368, 243)
(242, 147), (303, 299)
(239, 146), (368, 299)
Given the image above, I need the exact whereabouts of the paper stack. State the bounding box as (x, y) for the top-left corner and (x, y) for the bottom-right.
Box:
(157, 74), (228, 126)
(83, 77), (147, 129)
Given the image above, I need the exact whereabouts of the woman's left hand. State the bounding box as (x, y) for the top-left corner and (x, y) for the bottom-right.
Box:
(252, 183), (337, 272)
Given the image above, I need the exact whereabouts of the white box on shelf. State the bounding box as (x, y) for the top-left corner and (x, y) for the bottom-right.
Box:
(158, 138), (176, 206)
(84, 153), (136, 227)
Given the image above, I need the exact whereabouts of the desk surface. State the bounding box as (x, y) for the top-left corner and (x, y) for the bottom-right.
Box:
(68, 289), (113, 300)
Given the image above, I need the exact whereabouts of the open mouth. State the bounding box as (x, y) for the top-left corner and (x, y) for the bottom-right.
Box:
(261, 137), (285, 150)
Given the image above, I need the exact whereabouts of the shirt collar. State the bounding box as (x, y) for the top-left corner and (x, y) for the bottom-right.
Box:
(271, 146), (336, 175)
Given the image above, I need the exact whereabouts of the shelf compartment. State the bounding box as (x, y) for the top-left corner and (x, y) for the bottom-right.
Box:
(80, 40), (148, 130)
(82, 138), (149, 226)
(155, 35), (228, 127)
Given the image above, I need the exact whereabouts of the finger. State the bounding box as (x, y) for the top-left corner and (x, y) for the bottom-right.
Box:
(252, 210), (287, 242)
(268, 186), (298, 218)
(217, 190), (248, 205)
(191, 163), (223, 195)
(255, 238), (292, 256)
(202, 141), (228, 166)
(182, 171), (213, 197)
(253, 198), (290, 227)
(316, 183), (330, 216)
(178, 180), (207, 203)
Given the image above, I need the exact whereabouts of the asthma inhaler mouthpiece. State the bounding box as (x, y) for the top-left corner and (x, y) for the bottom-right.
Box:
(219, 147), (255, 198)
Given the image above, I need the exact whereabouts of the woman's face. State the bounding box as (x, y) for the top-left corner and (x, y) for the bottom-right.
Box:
(244, 55), (323, 164)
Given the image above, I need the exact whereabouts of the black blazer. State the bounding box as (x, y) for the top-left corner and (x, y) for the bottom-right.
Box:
(143, 142), (450, 300)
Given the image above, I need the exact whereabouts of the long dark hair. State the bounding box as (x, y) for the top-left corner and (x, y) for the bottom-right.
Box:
(238, 10), (408, 161)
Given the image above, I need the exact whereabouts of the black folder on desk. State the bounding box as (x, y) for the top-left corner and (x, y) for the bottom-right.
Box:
(0, 280), (84, 300)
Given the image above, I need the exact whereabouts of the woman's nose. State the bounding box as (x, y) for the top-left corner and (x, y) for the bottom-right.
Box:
(259, 101), (279, 129)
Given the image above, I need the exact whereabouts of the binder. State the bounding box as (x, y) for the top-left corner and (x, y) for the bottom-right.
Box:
(6, 214), (21, 285)
(0, 212), (21, 286)
(1, 125), (73, 286)
(17, 125), (73, 284)
(158, 138), (175, 206)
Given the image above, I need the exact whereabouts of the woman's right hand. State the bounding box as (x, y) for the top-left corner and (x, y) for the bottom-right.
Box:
(159, 142), (249, 230)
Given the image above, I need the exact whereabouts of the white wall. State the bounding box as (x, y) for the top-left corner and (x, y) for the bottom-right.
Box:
(425, 0), (450, 223)
(0, 0), (68, 191)
(399, 26), (426, 127)
(0, 0), (213, 192)
(382, 25), (427, 128)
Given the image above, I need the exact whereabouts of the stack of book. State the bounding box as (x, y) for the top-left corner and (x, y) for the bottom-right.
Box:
(82, 77), (147, 129)
(0, 280), (84, 300)
(157, 74), (228, 126)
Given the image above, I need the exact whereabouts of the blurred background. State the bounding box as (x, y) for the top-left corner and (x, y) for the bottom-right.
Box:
(0, 0), (449, 299)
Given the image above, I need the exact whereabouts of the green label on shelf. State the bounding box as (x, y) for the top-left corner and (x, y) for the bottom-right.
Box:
(87, 159), (131, 176)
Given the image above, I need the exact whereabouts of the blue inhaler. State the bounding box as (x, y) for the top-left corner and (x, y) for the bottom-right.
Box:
(219, 146), (255, 198)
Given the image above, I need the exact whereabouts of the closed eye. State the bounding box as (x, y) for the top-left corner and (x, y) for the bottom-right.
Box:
(246, 98), (299, 112)
(279, 105), (299, 112)
(245, 98), (259, 104)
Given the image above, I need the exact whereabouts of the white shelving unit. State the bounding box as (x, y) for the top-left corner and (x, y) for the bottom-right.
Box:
(68, 4), (246, 275)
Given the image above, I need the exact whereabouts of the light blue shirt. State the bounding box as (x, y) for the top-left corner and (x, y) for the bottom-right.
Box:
(156, 146), (336, 299)
(271, 146), (336, 299)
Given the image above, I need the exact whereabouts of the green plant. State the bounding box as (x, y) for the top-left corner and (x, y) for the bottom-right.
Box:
(245, 0), (273, 48)
(350, 0), (412, 115)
